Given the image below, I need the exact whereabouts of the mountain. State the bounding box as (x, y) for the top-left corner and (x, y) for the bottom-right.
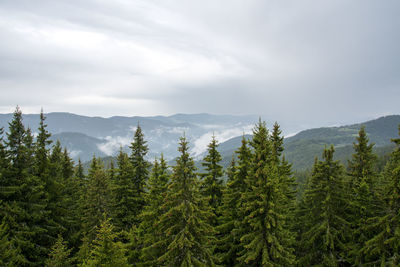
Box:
(212, 115), (400, 171)
(1, 112), (398, 170)
(0, 112), (258, 162)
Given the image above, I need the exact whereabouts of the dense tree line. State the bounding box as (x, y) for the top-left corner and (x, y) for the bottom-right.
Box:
(1, 107), (400, 266)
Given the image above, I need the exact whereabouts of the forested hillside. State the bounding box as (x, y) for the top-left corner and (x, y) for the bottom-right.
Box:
(212, 115), (400, 171)
(1, 107), (400, 266)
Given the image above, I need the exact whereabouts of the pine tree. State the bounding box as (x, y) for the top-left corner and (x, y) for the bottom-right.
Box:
(82, 217), (129, 267)
(237, 120), (295, 266)
(1, 107), (51, 265)
(45, 234), (72, 267)
(362, 126), (400, 265)
(0, 218), (20, 266)
(156, 136), (215, 266)
(298, 146), (349, 266)
(80, 157), (115, 242)
(270, 123), (297, 248)
(347, 126), (380, 264)
(75, 158), (85, 180)
(129, 124), (150, 226)
(113, 148), (135, 231)
(200, 135), (224, 226)
(34, 109), (52, 179)
(140, 154), (170, 265)
(217, 135), (251, 266)
(215, 156), (239, 266)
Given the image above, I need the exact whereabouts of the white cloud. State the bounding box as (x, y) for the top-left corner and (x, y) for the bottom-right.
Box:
(97, 135), (131, 156)
(191, 124), (253, 156)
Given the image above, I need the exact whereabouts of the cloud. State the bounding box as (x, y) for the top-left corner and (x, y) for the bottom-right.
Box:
(97, 135), (131, 156)
(191, 124), (253, 156)
(0, 0), (399, 131)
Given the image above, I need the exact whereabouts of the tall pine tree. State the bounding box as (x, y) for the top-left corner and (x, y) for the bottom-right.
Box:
(156, 136), (215, 266)
(200, 135), (224, 226)
(347, 126), (380, 265)
(363, 126), (400, 265)
(140, 155), (170, 265)
(237, 120), (295, 266)
(298, 146), (349, 266)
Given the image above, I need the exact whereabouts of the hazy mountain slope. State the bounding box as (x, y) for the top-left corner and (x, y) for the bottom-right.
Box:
(49, 132), (107, 162)
(212, 115), (400, 171)
(0, 112), (258, 161)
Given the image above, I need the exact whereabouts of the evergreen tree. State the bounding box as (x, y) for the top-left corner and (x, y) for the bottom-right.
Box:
(271, 123), (297, 248)
(34, 110), (52, 179)
(362, 126), (400, 265)
(1, 107), (51, 265)
(129, 124), (150, 226)
(298, 146), (349, 266)
(237, 120), (295, 266)
(347, 126), (380, 264)
(80, 157), (114, 243)
(82, 217), (129, 267)
(200, 135), (224, 226)
(113, 148), (135, 231)
(156, 136), (215, 266)
(75, 158), (85, 180)
(45, 234), (72, 267)
(215, 156), (239, 266)
(217, 135), (251, 266)
(0, 218), (20, 266)
(140, 154), (170, 265)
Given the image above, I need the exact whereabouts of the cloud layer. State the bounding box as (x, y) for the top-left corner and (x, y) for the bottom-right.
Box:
(1, 0), (399, 131)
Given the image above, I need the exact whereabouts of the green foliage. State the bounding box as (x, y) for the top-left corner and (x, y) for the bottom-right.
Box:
(362, 126), (400, 265)
(216, 136), (251, 266)
(200, 135), (224, 226)
(347, 126), (381, 265)
(82, 217), (129, 267)
(80, 157), (115, 243)
(140, 154), (170, 265)
(113, 148), (135, 231)
(1, 107), (52, 265)
(45, 234), (72, 267)
(298, 146), (350, 266)
(0, 218), (21, 266)
(129, 124), (150, 227)
(237, 120), (295, 266)
(156, 136), (215, 266)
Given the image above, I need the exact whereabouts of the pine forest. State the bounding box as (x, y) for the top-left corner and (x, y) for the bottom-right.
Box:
(1, 106), (400, 267)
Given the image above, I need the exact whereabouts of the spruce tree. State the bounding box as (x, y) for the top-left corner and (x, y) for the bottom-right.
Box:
(140, 154), (170, 265)
(156, 136), (215, 266)
(129, 124), (150, 226)
(237, 120), (295, 266)
(80, 157), (115, 243)
(1, 107), (51, 265)
(215, 156), (239, 266)
(45, 234), (72, 267)
(0, 218), (20, 266)
(347, 126), (380, 264)
(362, 126), (400, 265)
(113, 148), (135, 231)
(217, 135), (251, 266)
(200, 135), (224, 226)
(82, 217), (129, 267)
(298, 146), (349, 266)
(271, 123), (297, 249)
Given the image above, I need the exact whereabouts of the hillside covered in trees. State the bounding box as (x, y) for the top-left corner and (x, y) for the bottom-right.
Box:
(1, 107), (400, 266)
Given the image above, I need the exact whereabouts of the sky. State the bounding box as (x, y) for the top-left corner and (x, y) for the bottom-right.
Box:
(0, 0), (399, 130)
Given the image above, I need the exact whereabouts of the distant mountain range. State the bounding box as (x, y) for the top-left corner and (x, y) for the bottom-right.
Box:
(0, 112), (399, 171)
(0, 112), (258, 162)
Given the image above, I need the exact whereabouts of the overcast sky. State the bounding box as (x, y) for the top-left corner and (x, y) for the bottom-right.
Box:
(0, 0), (399, 130)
